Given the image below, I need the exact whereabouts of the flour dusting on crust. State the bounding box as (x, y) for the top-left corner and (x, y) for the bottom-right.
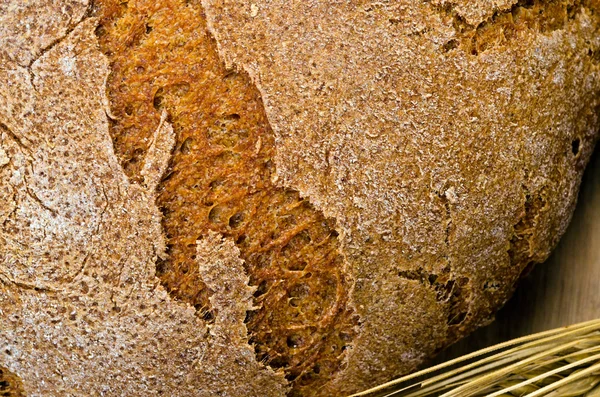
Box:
(0, 6), (287, 397)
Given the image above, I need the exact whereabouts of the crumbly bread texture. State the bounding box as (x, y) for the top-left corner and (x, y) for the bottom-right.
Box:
(0, 0), (599, 396)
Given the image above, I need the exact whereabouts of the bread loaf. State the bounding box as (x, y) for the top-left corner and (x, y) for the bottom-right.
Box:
(0, 0), (599, 396)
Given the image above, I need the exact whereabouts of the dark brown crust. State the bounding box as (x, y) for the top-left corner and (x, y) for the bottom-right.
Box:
(94, 1), (359, 394)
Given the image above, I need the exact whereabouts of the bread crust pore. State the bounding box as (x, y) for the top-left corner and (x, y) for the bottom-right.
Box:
(0, 365), (26, 397)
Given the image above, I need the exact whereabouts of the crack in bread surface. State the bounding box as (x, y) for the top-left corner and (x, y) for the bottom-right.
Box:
(433, 0), (593, 55)
(94, 0), (358, 394)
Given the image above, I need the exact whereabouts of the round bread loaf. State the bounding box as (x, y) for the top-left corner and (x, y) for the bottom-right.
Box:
(0, 0), (599, 396)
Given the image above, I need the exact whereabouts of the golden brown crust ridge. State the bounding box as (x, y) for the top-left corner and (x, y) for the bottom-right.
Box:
(95, 0), (359, 394)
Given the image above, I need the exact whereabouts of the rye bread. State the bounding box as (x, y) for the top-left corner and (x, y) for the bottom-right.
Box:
(0, 0), (599, 396)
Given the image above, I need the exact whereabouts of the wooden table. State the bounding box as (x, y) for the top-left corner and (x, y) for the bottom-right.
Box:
(438, 148), (600, 361)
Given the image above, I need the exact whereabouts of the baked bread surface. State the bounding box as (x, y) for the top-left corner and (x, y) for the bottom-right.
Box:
(1, 0), (599, 396)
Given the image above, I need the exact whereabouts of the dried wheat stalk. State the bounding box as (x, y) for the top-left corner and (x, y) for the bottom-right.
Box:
(350, 319), (600, 397)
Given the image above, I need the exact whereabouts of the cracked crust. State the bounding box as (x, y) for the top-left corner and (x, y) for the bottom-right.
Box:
(0, 0), (89, 66)
(202, 0), (600, 394)
(0, 8), (286, 397)
(0, 0), (599, 396)
(94, 1), (359, 394)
